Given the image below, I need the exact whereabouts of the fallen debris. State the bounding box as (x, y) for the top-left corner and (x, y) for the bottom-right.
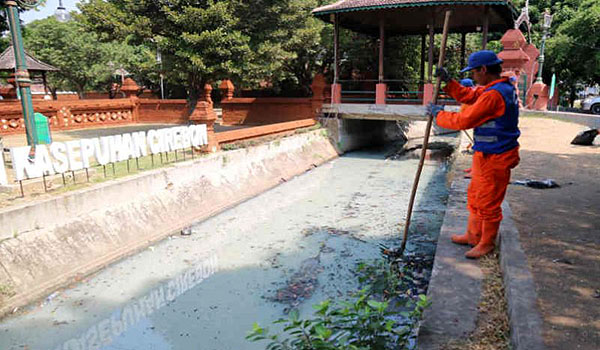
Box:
(387, 141), (455, 161)
(512, 179), (560, 189)
(269, 256), (322, 312)
(570, 129), (599, 146)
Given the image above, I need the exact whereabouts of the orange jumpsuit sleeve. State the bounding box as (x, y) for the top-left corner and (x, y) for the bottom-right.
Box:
(436, 88), (505, 130)
(443, 80), (486, 104)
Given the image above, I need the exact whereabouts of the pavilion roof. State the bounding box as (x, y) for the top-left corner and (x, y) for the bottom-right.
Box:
(313, 0), (519, 36)
(0, 46), (59, 72)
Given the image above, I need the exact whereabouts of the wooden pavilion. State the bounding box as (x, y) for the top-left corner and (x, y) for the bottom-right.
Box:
(0, 46), (59, 98)
(312, 0), (520, 107)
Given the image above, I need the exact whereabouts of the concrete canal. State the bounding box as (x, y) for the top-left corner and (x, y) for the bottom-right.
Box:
(0, 140), (454, 350)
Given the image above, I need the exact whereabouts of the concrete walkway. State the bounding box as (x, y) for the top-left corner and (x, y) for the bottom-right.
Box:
(416, 135), (545, 350)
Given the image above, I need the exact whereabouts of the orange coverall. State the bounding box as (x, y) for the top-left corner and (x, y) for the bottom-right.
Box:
(436, 78), (520, 222)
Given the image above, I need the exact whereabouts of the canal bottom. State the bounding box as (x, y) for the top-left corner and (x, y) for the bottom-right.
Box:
(0, 140), (455, 350)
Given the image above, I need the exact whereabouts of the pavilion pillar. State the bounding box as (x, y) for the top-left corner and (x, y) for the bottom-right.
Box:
(420, 34), (426, 83)
(482, 6), (489, 49)
(427, 20), (435, 82)
(423, 17), (435, 105)
(376, 18), (386, 105)
(460, 32), (466, 77)
(331, 14), (342, 104)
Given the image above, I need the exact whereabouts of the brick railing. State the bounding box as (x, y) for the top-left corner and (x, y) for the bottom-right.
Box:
(0, 98), (140, 135)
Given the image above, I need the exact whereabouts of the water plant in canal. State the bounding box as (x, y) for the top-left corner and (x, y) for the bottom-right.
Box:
(247, 263), (431, 350)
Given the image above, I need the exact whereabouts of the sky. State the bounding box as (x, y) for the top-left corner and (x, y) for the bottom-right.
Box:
(20, 0), (80, 24)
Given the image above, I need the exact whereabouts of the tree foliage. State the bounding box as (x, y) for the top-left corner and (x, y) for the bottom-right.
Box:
(514, 0), (600, 104)
(23, 17), (154, 98)
(77, 0), (253, 98)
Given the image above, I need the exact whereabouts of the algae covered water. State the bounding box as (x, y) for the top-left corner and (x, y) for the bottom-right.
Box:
(0, 146), (451, 350)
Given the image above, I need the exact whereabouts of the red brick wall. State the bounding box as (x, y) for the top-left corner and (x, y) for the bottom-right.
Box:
(221, 98), (315, 126)
(138, 99), (189, 123)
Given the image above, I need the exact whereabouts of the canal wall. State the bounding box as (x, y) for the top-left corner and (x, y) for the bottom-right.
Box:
(322, 117), (407, 153)
(0, 129), (339, 317)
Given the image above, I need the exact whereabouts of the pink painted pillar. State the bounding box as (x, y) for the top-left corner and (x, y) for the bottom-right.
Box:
(376, 84), (387, 105)
(375, 84), (387, 105)
(376, 18), (386, 105)
(331, 84), (342, 104)
(422, 83), (434, 105)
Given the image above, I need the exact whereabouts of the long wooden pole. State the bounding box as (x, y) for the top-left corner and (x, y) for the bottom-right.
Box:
(400, 10), (452, 255)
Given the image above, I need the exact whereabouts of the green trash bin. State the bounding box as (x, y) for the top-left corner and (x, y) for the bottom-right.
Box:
(34, 112), (52, 144)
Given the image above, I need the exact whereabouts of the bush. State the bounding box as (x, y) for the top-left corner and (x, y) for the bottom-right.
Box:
(247, 260), (431, 350)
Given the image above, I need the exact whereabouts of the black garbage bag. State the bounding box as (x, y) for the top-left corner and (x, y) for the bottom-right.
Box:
(512, 179), (560, 189)
(571, 129), (599, 145)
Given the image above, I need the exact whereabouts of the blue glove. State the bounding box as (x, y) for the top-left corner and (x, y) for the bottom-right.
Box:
(426, 103), (444, 118)
(434, 67), (451, 82)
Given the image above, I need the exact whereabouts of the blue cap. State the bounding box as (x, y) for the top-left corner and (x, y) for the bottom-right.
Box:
(461, 50), (503, 73)
(459, 78), (474, 87)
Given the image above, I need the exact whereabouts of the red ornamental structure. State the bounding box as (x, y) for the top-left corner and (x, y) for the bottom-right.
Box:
(312, 0), (545, 109)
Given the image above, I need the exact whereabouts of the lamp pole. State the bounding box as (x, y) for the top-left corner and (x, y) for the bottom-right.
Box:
(4, 0), (42, 148)
(535, 9), (553, 83)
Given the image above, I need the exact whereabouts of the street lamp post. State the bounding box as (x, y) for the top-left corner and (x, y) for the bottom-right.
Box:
(54, 0), (71, 22)
(156, 48), (165, 99)
(4, 0), (42, 148)
(535, 9), (553, 83)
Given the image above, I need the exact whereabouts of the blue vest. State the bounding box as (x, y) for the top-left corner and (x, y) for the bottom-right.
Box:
(473, 80), (520, 154)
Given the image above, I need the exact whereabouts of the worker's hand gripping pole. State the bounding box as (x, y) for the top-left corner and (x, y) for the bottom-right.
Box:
(400, 10), (452, 255)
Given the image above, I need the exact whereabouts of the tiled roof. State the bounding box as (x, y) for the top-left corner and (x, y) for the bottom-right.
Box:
(313, 0), (516, 15)
(0, 46), (59, 72)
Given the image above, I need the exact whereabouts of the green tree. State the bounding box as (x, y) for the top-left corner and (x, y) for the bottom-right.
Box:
(77, 0), (252, 100)
(545, 0), (600, 105)
(23, 16), (155, 98)
(511, 0), (598, 105)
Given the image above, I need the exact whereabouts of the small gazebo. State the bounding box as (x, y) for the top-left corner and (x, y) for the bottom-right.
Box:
(0, 46), (59, 98)
(312, 0), (519, 105)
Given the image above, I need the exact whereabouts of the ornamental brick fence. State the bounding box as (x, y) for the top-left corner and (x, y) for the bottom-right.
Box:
(219, 74), (328, 126)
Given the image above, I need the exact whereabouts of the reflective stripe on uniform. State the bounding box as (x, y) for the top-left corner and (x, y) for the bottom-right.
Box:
(474, 135), (498, 142)
(479, 120), (496, 128)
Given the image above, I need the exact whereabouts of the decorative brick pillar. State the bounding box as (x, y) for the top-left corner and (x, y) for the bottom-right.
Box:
(522, 44), (540, 92)
(498, 29), (531, 106)
(121, 78), (140, 97)
(130, 96), (140, 123)
(310, 74), (327, 118)
(526, 83), (550, 111)
(219, 80), (235, 101)
(189, 101), (218, 152)
(202, 83), (213, 107)
(1, 75), (19, 100)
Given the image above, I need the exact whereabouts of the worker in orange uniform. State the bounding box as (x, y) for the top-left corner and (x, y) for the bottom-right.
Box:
(426, 50), (520, 259)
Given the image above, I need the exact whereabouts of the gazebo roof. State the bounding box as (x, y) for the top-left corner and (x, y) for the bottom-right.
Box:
(312, 0), (519, 36)
(0, 46), (59, 72)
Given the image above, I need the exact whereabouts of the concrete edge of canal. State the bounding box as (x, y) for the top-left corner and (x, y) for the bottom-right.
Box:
(0, 129), (340, 318)
(416, 134), (545, 350)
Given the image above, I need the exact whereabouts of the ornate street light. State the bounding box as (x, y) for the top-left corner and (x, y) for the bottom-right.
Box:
(54, 0), (71, 23)
(535, 9), (553, 83)
(4, 0), (44, 149)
